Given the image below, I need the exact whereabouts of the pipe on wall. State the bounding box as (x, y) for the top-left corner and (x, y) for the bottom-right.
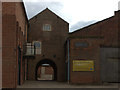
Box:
(67, 39), (70, 83)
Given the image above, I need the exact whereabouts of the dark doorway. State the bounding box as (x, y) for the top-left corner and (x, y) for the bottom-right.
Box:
(18, 46), (21, 85)
(35, 59), (57, 81)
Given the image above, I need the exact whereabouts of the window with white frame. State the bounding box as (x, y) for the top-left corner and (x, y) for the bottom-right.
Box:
(33, 41), (42, 54)
(26, 43), (35, 55)
(43, 24), (51, 31)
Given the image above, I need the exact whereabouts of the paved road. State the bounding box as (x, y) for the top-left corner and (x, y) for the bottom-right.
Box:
(17, 81), (119, 89)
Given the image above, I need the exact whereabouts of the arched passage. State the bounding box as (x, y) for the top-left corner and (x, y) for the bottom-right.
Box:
(35, 59), (57, 81)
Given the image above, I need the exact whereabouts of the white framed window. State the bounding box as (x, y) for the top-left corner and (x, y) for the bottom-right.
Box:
(33, 41), (42, 54)
(43, 24), (51, 31)
(26, 43), (35, 55)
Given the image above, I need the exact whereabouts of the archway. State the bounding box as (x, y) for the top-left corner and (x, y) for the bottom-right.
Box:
(35, 59), (57, 81)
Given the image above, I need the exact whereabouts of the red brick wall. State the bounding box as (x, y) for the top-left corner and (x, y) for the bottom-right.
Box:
(2, 2), (28, 88)
(68, 11), (119, 84)
(45, 66), (53, 75)
(37, 66), (53, 77)
(28, 8), (69, 81)
(2, 2), (15, 15)
(2, 15), (17, 88)
(16, 2), (27, 36)
(69, 38), (101, 84)
(69, 11), (118, 47)
(37, 66), (41, 78)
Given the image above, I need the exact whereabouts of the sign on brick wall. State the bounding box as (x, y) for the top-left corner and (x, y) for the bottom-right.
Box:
(73, 60), (94, 71)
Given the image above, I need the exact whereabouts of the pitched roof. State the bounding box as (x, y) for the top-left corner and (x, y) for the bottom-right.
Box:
(69, 16), (114, 34)
(29, 8), (69, 24)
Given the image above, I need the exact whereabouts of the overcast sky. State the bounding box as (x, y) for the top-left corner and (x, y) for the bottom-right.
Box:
(23, 0), (119, 32)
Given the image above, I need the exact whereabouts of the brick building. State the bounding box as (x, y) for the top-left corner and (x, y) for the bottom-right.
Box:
(2, 2), (28, 88)
(68, 10), (120, 84)
(27, 8), (69, 82)
(1, 1), (120, 89)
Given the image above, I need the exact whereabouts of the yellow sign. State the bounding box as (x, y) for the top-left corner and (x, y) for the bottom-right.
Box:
(73, 60), (94, 71)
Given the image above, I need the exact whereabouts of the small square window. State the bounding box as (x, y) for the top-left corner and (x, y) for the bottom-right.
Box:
(43, 24), (51, 31)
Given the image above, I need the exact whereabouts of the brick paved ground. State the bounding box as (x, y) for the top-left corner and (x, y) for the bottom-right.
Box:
(17, 81), (119, 88)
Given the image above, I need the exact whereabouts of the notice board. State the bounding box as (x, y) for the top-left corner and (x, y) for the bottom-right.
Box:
(73, 60), (94, 71)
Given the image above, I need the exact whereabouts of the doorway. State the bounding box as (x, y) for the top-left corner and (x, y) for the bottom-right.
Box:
(35, 59), (57, 81)
(100, 47), (120, 82)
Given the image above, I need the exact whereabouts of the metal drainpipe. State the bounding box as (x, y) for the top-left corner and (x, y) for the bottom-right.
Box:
(67, 39), (70, 84)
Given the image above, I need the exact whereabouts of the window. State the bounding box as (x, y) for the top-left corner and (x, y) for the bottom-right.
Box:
(26, 43), (35, 55)
(34, 42), (41, 48)
(33, 41), (42, 54)
(75, 42), (89, 48)
(43, 24), (51, 31)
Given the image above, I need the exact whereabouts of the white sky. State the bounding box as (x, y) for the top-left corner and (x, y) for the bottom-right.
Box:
(23, 0), (120, 32)
(61, 0), (118, 24)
